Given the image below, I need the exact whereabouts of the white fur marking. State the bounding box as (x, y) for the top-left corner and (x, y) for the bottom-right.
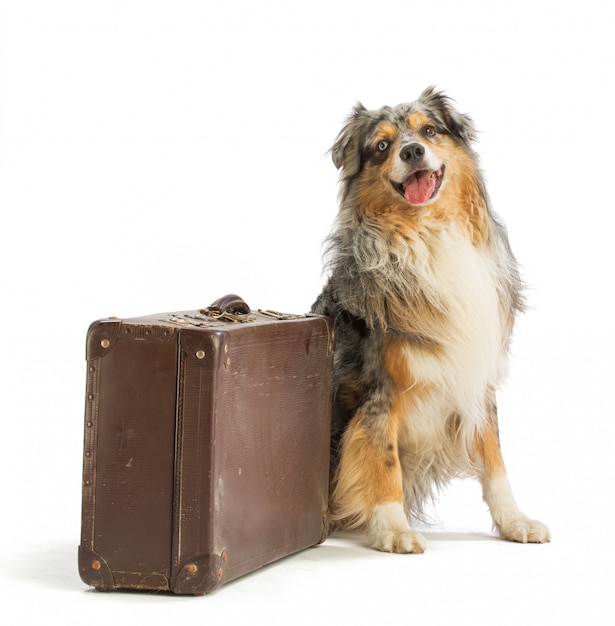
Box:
(390, 141), (442, 184)
(402, 224), (504, 440)
(368, 503), (426, 553)
(482, 475), (551, 543)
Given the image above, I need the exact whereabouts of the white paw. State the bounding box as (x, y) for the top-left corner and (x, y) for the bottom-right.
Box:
(371, 527), (426, 554)
(368, 502), (426, 554)
(499, 517), (551, 544)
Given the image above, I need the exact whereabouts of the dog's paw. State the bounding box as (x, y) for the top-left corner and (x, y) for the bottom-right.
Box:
(368, 502), (426, 554)
(499, 517), (551, 544)
(371, 528), (427, 554)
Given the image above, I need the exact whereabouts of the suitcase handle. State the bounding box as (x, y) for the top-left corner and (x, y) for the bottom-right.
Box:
(200, 294), (252, 319)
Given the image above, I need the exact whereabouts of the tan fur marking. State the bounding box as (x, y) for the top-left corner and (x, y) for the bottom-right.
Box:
(331, 413), (405, 527)
(382, 338), (433, 402)
(427, 141), (491, 245)
(331, 348), (413, 528)
(383, 337), (413, 387)
(406, 111), (433, 131)
(374, 121), (397, 145)
(354, 163), (410, 218)
(473, 414), (506, 478)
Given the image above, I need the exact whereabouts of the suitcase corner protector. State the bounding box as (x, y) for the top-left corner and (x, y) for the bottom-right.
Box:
(78, 545), (114, 590)
(171, 554), (226, 595)
(86, 319), (122, 360)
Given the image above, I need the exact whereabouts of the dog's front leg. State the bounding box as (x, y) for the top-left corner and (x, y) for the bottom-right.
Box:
(475, 399), (551, 543)
(332, 404), (426, 554)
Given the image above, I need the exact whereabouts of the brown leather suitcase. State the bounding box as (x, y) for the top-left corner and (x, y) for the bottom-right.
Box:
(79, 294), (333, 595)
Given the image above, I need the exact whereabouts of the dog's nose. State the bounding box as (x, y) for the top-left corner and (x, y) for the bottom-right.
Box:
(400, 143), (425, 164)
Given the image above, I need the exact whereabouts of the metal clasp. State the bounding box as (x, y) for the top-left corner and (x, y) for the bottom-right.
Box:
(160, 314), (224, 328)
(198, 307), (256, 323)
(257, 309), (308, 321)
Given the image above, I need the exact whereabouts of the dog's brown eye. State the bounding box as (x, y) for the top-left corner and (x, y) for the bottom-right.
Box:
(377, 141), (389, 151)
(423, 125), (436, 137)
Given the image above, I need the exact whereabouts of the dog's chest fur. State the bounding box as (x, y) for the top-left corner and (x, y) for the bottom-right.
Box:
(394, 222), (506, 445)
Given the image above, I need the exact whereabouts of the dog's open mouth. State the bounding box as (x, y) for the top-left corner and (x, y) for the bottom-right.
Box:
(393, 165), (445, 205)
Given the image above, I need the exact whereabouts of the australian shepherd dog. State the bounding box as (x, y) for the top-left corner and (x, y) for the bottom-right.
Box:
(312, 87), (550, 553)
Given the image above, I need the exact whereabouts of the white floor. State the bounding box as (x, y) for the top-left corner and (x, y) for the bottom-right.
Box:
(2, 491), (611, 625)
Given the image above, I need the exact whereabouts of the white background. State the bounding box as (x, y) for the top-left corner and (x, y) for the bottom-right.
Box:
(1, 0), (613, 623)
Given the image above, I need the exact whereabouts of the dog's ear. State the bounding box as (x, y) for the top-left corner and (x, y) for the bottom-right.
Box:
(419, 86), (477, 145)
(330, 103), (369, 178)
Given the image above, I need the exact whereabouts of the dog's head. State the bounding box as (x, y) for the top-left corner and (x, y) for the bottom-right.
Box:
(331, 87), (480, 212)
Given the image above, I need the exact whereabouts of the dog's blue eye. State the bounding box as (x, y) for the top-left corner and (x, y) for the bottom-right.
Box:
(377, 141), (389, 151)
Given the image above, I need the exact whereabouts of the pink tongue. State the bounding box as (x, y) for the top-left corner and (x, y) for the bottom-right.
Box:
(404, 170), (435, 205)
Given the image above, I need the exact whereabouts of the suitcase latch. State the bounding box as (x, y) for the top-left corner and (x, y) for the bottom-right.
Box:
(198, 308), (256, 323)
(159, 314), (224, 328)
(257, 309), (312, 321)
